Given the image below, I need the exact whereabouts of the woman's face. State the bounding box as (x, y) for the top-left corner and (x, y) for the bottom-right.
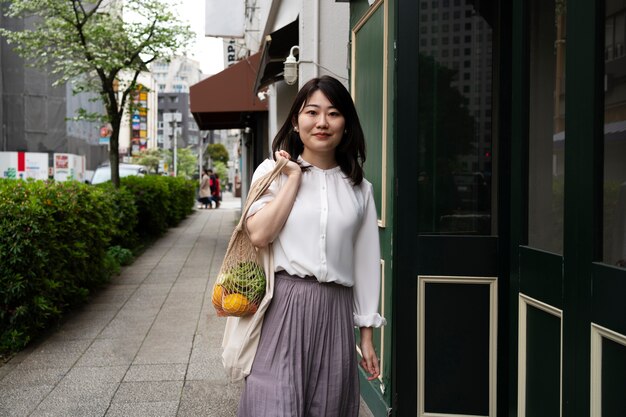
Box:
(295, 90), (345, 161)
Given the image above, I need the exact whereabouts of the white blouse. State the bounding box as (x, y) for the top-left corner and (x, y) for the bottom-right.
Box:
(248, 158), (386, 328)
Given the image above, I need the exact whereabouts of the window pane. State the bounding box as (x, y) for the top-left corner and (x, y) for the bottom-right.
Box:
(604, 3), (626, 268)
(528, 0), (566, 254)
(417, 0), (494, 235)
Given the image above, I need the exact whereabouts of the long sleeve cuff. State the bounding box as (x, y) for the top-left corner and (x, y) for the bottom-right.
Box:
(353, 313), (387, 328)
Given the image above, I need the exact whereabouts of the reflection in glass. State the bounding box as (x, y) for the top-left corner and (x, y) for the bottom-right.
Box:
(604, 1), (626, 268)
(528, 0), (566, 254)
(417, 0), (494, 235)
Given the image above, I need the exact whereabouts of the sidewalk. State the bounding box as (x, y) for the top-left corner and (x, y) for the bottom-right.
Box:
(0, 191), (375, 417)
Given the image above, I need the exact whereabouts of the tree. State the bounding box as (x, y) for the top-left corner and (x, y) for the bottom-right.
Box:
(212, 160), (228, 185)
(162, 147), (197, 179)
(0, 0), (193, 187)
(206, 143), (229, 164)
(132, 148), (162, 174)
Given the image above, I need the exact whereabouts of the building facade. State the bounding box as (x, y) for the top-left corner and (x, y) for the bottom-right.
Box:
(0, 10), (108, 170)
(152, 57), (203, 151)
(199, 0), (626, 416)
(349, 0), (626, 416)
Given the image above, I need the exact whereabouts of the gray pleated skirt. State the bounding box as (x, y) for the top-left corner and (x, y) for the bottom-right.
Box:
(237, 271), (359, 417)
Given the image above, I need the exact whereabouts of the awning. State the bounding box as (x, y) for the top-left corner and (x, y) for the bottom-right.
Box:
(253, 18), (299, 92)
(190, 52), (267, 130)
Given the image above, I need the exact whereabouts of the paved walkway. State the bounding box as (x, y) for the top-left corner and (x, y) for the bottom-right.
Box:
(0, 192), (375, 417)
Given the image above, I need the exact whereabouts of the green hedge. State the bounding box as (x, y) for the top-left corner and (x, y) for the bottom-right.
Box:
(119, 175), (195, 239)
(0, 175), (195, 354)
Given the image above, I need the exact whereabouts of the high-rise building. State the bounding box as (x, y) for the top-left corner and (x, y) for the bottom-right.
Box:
(151, 57), (204, 149)
(0, 9), (108, 170)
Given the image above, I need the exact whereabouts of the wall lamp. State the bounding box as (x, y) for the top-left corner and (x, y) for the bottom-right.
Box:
(283, 45), (300, 85)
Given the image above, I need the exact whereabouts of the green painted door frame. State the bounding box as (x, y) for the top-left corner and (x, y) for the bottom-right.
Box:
(350, 0), (396, 415)
(349, 0), (626, 415)
(511, 0), (626, 416)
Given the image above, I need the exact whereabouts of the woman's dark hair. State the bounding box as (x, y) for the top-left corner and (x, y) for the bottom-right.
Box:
(271, 75), (366, 185)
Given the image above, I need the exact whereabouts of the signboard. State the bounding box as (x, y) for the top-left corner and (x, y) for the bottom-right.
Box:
(53, 153), (86, 182)
(99, 124), (112, 146)
(205, 0), (245, 38)
(131, 84), (149, 155)
(224, 38), (245, 67)
(0, 152), (49, 180)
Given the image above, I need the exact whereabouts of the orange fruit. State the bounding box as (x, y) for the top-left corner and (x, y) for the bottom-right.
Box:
(212, 285), (225, 311)
(222, 293), (250, 316)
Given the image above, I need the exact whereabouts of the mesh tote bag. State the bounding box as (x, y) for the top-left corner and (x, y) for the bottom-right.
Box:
(211, 157), (287, 317)
(218, 158), (288, 381)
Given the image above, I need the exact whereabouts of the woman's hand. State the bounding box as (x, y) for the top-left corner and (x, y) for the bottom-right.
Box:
(245, 151), (301, 248)
(359, 327), (380, 381)
(275, 150), (301, 177)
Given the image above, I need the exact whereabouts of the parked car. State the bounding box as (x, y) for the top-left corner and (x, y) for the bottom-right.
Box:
(88, 163), (147, 185)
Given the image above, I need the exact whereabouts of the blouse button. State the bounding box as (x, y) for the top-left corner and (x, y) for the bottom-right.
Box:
(321, 235), (326, 239)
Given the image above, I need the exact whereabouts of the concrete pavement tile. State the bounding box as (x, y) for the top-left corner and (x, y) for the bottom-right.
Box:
(178, 259), (212, 270)
(0, 385), (55, 416)
(88, 286), (137, 306)
(27, 338), (92, 356)
(110, 273), (148, 285)
(81, 300), (126, 312)
(131, 259), (166, 269)
(142, 274), (178, 284)
(37, 378), (118, 407)
(143, 329), (196, 344)
(49, 313), (116, 341)
(75, 338), (143, 367)
(150, 264), (184, 273)
(185, 360), (225, 381)
(122, 296), (168, 311)
(116, 306), (160, 318)
(123, 364), (187, 382)
(16, 339), (92, 370)
(0, 367), (66, 387)
(132, 283), (173, 296)
(133, 345), (193, 365)
(0, 363), (17, 380)
(3, 344), (35, 365)
(64, 365), (128, 384)
(156, 304), (202, 319)
(105, 401), (179, 417)
(97, 283), (139, 294)
(111, 381), (183, 403)
(169, 280), (208, 293)
(177, 380), (241, 417)
(31, 395), (112, 417)
(118, 262), (154, 279)
(97, 313), (156, 340)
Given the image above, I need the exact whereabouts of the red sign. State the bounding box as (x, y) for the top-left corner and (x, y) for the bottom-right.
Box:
(100, 125), (112, 137)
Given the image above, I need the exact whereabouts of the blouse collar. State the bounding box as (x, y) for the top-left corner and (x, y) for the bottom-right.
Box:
(298, 156), (342, 173)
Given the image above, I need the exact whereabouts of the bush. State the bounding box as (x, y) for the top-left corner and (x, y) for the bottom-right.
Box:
(121, 175), (170, 238)
(0, 180), (115, 352)
(96, 183), (138, 249)
(107, 245), (134, 266)
(0, 175), (196, 355)
(121, 175), (195, 238)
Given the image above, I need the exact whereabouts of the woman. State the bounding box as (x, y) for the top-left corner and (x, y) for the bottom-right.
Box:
(198, 168), (212, 209)
(211, 172), (221, 208)
(238, 76), (386, 417)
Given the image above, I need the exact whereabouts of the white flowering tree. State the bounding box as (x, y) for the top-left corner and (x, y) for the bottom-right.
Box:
(0, 0), (194, 187)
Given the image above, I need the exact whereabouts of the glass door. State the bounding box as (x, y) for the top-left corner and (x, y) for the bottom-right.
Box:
(414, 1), (500, 416)
(517, 1), (566, 415)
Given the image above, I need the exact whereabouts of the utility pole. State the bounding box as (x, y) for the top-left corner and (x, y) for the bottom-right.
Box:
(165, 112), (181, 177)
(173, 121), (177, 177)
